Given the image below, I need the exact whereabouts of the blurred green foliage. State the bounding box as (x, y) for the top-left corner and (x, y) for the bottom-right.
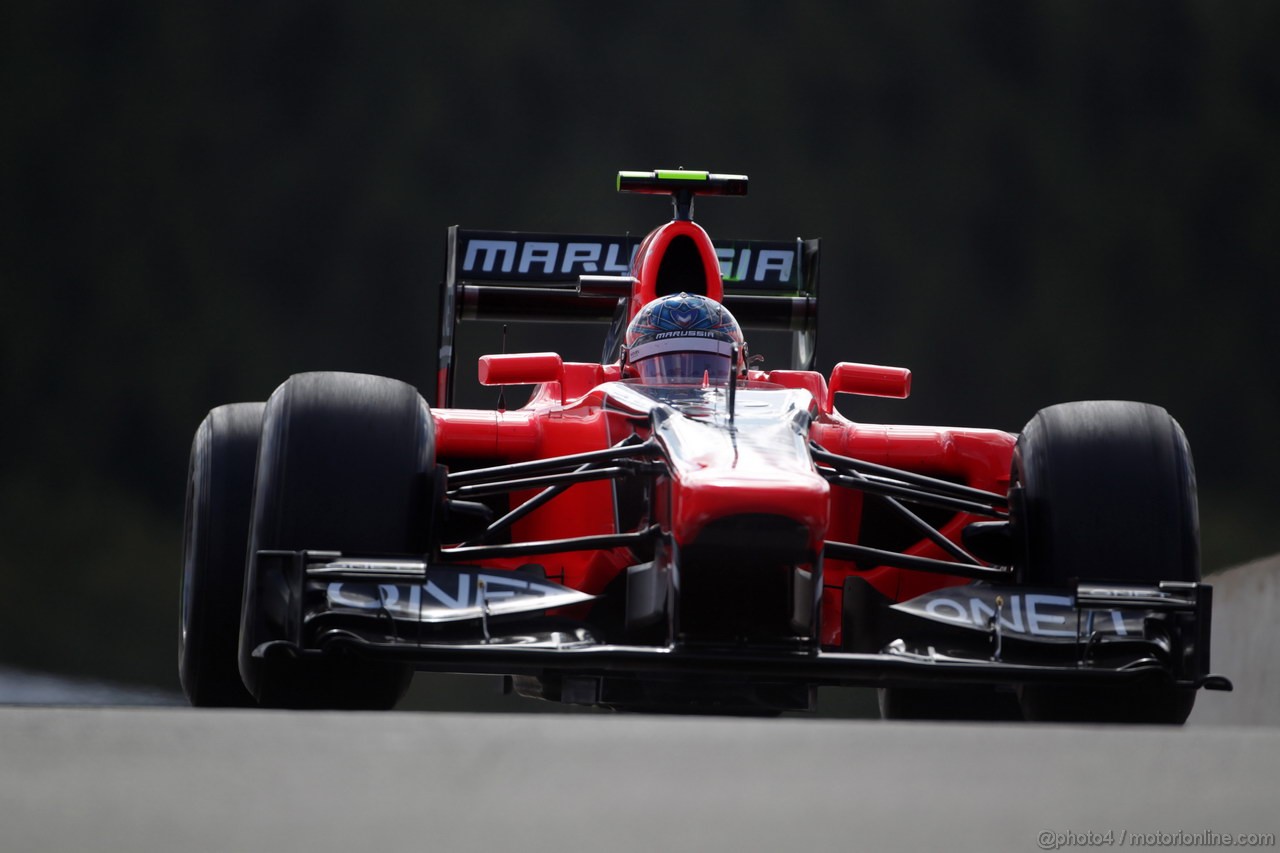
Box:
(2, 1), (1277, 689)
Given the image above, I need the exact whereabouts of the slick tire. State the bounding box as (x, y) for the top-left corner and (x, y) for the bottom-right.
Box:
(239, 372), (434, 710)
(179, 402), (265, 707)
(1012, 401), (1199, 725)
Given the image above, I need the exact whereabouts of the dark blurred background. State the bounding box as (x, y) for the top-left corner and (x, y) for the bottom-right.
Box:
(2, 1), (1277, 691)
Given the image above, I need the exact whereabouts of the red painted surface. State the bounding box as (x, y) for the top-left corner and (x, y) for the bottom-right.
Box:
(628, 219), (725, 320)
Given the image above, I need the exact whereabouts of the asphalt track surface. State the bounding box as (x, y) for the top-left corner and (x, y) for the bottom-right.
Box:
(3, 706), (1278, 853)
(3, 558), (1277, 853)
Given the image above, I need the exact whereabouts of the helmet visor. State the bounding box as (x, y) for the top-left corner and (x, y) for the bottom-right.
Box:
(632, 351), (733, 385)
(629, 334), (736, 385)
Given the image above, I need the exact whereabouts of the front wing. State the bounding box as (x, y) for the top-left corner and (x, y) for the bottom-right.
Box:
(249, 550), (1232, 702)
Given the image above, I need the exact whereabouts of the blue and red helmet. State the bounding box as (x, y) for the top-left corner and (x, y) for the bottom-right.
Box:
(624, 293), (745, 384)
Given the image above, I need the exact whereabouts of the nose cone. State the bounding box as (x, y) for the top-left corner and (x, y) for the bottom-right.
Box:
(672, 466), (829, 560)
(649, 386), (830, 556)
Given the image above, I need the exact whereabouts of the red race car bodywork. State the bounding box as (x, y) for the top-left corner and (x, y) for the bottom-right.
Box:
(434, 358), (1017, 649)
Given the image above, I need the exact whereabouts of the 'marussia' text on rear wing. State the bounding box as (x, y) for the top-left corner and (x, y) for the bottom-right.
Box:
(436, 227), (821, 406)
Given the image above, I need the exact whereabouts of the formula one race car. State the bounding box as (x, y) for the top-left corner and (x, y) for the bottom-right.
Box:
(180, 169), (1231, 723)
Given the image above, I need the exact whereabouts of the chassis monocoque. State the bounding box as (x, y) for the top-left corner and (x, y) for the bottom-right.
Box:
(180, 170), (1230, 722)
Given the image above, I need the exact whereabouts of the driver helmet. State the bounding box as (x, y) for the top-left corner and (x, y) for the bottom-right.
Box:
(624, 293), (744, 384)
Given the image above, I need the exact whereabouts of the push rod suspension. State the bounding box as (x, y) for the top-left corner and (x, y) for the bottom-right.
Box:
(811, 443), (1008, 510)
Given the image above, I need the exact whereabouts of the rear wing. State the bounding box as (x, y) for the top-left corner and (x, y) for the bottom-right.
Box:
(437, 227), (820, 406)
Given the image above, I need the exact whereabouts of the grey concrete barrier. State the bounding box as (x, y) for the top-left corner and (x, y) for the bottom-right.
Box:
(1192, 554), (1280, 726)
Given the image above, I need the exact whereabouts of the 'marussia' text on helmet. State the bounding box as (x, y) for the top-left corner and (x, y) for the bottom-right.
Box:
(624, 293), (744, 384)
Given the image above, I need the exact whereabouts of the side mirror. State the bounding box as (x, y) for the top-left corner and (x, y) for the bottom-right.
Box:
(478, 352), (564, 386)
(825, 362), (911, 412)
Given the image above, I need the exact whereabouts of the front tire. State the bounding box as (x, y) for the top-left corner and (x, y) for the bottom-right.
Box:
(179, 402), (265, 707)
(239, 372), (434, 710)
(1012, 401), (1200, 724)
